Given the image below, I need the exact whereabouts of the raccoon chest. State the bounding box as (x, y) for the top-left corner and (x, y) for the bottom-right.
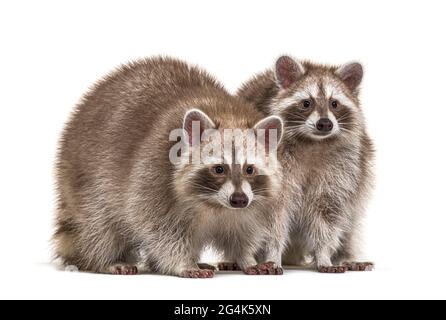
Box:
(285, 148), (357, 184)
(196, 213), (262, 249)
(299, 156), (361, 203)
(302, 165), (359, 196)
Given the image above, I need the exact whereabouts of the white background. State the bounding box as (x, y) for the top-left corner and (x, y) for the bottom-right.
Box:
(1, 0), (445, 300)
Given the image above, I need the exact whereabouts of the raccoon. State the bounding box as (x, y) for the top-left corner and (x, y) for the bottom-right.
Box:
(53, 57), (287, 277)
(237, 56), (375, 273)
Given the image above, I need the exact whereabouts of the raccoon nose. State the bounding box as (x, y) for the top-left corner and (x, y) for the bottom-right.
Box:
(316, 118), (333, 132)
(229, 192), (249, 208)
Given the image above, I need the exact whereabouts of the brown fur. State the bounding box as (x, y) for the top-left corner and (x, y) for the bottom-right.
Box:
(238, 57), (375, 272)
(54, 56), (287, 277)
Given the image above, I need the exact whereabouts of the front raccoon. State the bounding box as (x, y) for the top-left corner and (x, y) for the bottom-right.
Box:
(172, 109), (286, 275)
(238, 56), (375, 272)
(54, 57), (287, 277)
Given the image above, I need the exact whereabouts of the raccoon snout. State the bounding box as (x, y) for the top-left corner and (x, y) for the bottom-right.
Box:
(316, 118), (333, 132)
(229, 192), (249, 208)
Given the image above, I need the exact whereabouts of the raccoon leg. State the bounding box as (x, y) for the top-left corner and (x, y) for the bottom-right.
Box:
(332, 247), (374, 271)
(331, 228), (374, 271)
(145, 255), (214, 278)
(60, 231), (140, 274)
(81, 247), (142, 275)
(310, 219), (348, 273)
(282, 238), (310, 266)
(315, 245), (347, 273)
(217, 219), (287, 274)
(138, 236), (214, 278)
(316, 252), (347, 273)
(243, 210), (288, 275)
(224, 247), (258, 274)
(153, 256), (214, 278)
(252, 248), (284, 275)
(261, 219), (287, 272)
(53, 215), (85, 270)
(236, 251), (283, 276)
(104, 247), (151, 275)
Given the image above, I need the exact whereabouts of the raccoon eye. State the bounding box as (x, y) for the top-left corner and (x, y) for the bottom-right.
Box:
(302, 100), (311, 109)
(246, 165), (255, 175)
(331, 100), (338, 109)
(214, 165), (225, 175)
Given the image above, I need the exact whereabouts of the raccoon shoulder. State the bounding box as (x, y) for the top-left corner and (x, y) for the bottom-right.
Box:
(237, 70), (278, 115)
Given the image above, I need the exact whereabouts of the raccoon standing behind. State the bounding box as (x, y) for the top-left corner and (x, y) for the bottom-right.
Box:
(54, 57), (287, 277)
(237, 56), (375, 273)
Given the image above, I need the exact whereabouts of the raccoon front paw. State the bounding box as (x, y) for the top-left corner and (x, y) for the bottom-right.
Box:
(243, 262), (283, 275)
(217, 262), (241, 271)
(197, 263), (217, 271)
(342, 261), (374, 271)
(180, 269), (215, 278)
(110, 264), (138, 275)
(318, 266), (347, 273)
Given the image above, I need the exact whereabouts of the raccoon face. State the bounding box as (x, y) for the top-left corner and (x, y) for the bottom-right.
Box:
(178, 109), (283, 210)
(188, 163), (274, 209)
(272, 56), (363, 141)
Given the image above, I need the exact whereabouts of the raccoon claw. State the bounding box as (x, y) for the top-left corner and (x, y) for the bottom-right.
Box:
(217, 262), (241, 271)
(110, 265), (138, 275)
(318, 266), (347, 273)
(342, 261), (374, 271)
(197, 263), (217, 271)
(244, 262), (283, 275)
(181, 269), (215, 278)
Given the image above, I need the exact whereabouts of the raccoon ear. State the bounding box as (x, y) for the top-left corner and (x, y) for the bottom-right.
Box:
(254, 115), (284, 151)
(183, 109), (216, 145)
(275, 56), (305, 89)
(336, 62), (363, 92)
